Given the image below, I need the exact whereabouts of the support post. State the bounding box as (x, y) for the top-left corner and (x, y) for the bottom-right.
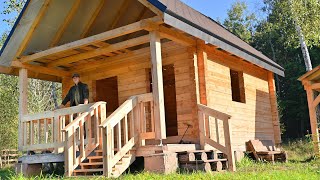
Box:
(149, 31), (166, 141)
(18, 68), (28, 150)
(196, 40), (208, 105)
(304, 81), (320, 154)
(223, 119), (236, 171)
(267, 72), (282, 145)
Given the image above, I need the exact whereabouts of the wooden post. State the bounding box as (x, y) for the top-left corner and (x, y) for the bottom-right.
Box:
(196, 40), (208, 105)
(65, 130), (74, 177)
(18, 68), (28, 150)
(304, 81), (320, 154)
(102, 127), (112, 177)
(149, 31), (166, 141)
(198, 111), (205, 149)
(267, 72), (282, 145)
(223, 119), (236, 172)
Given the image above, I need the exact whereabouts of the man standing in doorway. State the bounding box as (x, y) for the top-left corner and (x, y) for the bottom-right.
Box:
(59, 73), (89, 108)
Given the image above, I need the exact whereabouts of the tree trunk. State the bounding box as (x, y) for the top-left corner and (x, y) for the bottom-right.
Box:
(295, 24), (312, 71)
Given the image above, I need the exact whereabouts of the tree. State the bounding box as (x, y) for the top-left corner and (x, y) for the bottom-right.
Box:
(223, 1), (256, 43)
(264, 0), (320, 71)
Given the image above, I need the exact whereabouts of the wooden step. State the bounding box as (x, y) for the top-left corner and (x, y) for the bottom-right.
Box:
(80, 162), (103, 166)
(87, 156), (103, 160)
(74, 168), (103, 173)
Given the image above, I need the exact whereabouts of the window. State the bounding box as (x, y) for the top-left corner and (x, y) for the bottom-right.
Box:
(230, 69), (246, 103)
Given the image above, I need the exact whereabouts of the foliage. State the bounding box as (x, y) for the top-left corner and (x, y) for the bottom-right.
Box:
(223, 1), (256, 43)
(263, 0), (320, 48)
(1, 0), (26, 26)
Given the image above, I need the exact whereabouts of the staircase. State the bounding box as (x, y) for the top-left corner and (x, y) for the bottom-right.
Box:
(61, 93), (154, 178)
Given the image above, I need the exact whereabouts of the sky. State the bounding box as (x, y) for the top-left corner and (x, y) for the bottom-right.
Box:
(0, 0), (265, 37)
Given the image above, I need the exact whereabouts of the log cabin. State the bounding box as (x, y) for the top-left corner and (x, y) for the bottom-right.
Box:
(299, 66), (320, 155)
(0, 0), (285, 177)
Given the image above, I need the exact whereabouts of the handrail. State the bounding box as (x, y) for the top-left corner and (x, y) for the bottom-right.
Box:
(63, 101), (107, 177)
(198, 104), (235, 172)
(100, 93), (154, 177)
(63, 102), (106, 132)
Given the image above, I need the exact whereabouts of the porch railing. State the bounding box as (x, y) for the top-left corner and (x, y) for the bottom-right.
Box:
(62, 102), (106, 176)
(99, 93), (154, 177)
(20, 103), (96, 152)
(198, 104), (236, 171)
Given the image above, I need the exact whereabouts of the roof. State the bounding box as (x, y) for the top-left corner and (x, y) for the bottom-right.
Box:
(298, 65), (320, 82)
(0, 0), (284, 77)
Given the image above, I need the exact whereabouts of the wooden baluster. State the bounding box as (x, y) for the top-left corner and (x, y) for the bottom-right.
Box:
(70, 114), (73, 123)
(124, 115), (128, 144)
(54, 115), (60, 153)
(111, 128), (114, 157)
(38, 119), (41, 144)
(73, 126), (77, 167)
(86, 115), (91, 146)
(223, 118), (235, 171)
(80, 119), (84, 159)
(150, 100), (155, 132)
(117, 122), (122, 151)
(205, 116), (210, 139)
(198, 111), (205, 149)
(102, 126), (112, 177)
(130, 111), (134, 139)
(95, 108), (100, 145)
(100, 104), (107, 146)
(30, 121), (34, 145)
(65, 128), (74, 177)
(61, 116), (66, 142)
(140, 103), (146, 146)
(23, 122), (27, 146)
(134, 105), (141, 147)
(215, 118), (220, 144)
(44, 118), (48, 143)
(51, 118), (54, 143)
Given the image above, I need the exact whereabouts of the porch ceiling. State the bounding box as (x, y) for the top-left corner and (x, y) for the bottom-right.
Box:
(14, 17), (195, 76)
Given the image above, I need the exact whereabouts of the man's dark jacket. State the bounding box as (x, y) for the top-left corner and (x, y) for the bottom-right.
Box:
(62, 82), (89, 106)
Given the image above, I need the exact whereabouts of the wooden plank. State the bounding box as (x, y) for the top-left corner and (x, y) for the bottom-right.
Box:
(12, 61), (71, 77)
(0, 0), (51, 66)
(312, 95), (320, 108)
(304, 81), (320, 154)
(150, 31), (166, 140)
(137, 0), (164, 16)
(20, 20), (145, 63)
(19, 153), (64, 164)
(18, 68), (28, 150)
(197, 40), (208, 105)
(109, 0), (132, 30)
(124, 115), (129, 143)
(50, 0), (81, 47)
(198, 104), (231, 120)
(117, 122), (122, 150)
(80, 0), (105, 38)
(267, 72), (281, 145)
(223, 119), (236, 171)
(22, 142), (64, 152)
(47, 35), (150, 67)
(311, 83), (320, 91)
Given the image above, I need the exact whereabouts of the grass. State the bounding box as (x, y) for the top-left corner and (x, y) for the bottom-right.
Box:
(1, 139), (320, 180)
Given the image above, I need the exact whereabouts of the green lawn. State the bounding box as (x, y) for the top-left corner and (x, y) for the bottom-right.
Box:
(1, 139), (319, 180)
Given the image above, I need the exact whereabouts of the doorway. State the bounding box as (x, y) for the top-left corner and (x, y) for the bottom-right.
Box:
(148, 64), (178, 136)
(96, 76), (119, 115)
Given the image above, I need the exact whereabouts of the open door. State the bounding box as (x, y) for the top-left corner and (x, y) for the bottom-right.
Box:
(148, 64), (178, 136)
(96, 76), (119, 115)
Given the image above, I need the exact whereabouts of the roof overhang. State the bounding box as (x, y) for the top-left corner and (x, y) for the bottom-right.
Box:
(147, 0), (285, 77)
